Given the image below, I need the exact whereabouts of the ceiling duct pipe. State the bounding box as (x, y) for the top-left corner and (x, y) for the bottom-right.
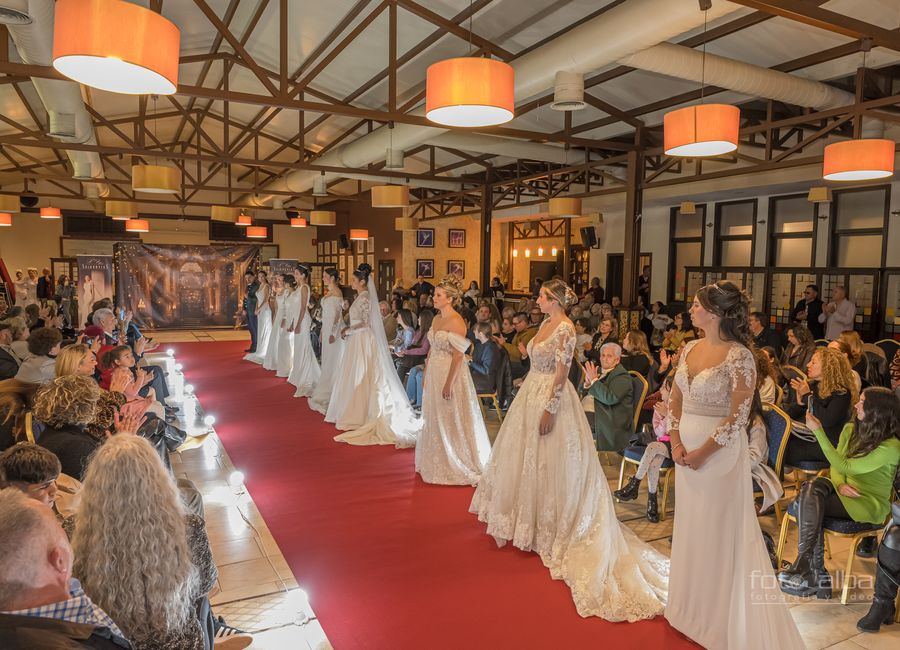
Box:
(7, 0), (109, 197)
(242, 0), (740, 206)
(551, 71), (586, 111)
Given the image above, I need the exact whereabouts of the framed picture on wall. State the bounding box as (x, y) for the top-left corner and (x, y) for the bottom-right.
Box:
(416, 228), (435, 248)
(448, 229), (466, 248)
(339, 256), (346, 271)
(416, 259), (434, 278)
(448, 260), (465, 278)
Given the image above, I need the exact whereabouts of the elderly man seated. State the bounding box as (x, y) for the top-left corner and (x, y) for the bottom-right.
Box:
(499, 312), (537, 380)
(584, 342), (634, 454)
(0, 488), (132, 648)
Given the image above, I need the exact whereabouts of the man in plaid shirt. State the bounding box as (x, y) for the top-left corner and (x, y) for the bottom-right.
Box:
(0, 489), (130, 649)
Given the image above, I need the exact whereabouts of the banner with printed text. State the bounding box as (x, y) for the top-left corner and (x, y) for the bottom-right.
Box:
(76, 255), (114, 328)
(266, 258), (299, 278)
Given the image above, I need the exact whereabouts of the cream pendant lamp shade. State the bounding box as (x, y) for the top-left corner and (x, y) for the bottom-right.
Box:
(395, 216), (418, 231)
(349, 229), (368, 241)
(52, 0), (180, 95)
(124, 218), (149, 232)
(807, 187), (832, 203)
(372, 185), (410, 208)
(310, 210), (336, 226)
(0, 213), (12, 226)
(132, 164), (180, 193)
(664, 104), (740, 157)
(211, 206), (241, 222)
(823, 139), (895, 181)
(679, 201), (697, 215)
(106, 200), (138, 221)
(426, 57), (515, 127)
(549, 197), (582, 217)
(312, 174), (328, 197)
(0, 195), (19, 213)
(246, 226), (267, 239)
(40, 207), (62, 219)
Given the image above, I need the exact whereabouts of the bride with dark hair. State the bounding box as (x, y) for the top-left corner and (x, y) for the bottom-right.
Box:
(309, 267), (345, 414)
(326, 264), (420, 447)
(288, 264), (320, 397)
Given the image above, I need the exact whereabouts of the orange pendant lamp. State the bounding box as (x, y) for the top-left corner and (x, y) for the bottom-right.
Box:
(0, 213), (11, 227)
(125, 218), (149, 232)
(40, 207), (62, 219)
(236, 213), (253, 227)
(823, 139), (895, 181)
(426, 57), (514, 127)
(52, 0), (180, 95)
(290, 216), (308, 228)
(349, 229), (368, 241)
(664, 104), (740, 157)
(246, 226), (267, 239)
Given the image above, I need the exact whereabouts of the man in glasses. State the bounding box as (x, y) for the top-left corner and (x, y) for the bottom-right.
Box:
(790, 284), (824, 340)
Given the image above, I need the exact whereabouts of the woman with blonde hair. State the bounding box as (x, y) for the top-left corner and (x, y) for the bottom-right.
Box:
(620, 330), (654, 378)
(70, 435), (217, 650)
(415, 275), (490, 485)
(54, 344), (97, 378)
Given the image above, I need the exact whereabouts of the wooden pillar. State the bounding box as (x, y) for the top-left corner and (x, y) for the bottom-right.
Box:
(479, 172), (493, 292)
(563, 216), (571, 285)
(621, 149), (643, 306)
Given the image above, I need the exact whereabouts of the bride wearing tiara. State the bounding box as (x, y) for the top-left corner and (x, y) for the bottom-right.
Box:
(470, 278), (668, 622)
(326, 263), (421, 447)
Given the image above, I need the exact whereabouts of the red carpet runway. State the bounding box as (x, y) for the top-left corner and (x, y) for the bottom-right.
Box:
(174, 341), (697, 649)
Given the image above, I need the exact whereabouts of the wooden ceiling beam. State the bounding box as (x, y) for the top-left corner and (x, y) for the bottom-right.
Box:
(396, 0), (514, 61)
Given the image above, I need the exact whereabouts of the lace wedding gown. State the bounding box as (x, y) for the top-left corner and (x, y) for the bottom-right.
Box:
(275, 288), (296, 378)
(244, 283), (271, 364)
(309, 294), (345, 414)
(415, 330), (491, 485)
(470, 319), (668, 622)
(289, 285), (321, 396)
(262, 291), (284, 371)
(665, 340), (804, 649)
(327, 288), (420, 448)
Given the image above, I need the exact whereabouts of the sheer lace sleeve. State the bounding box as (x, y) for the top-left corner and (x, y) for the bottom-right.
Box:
(712, 345), (757, 447)
(667, 379), (683, 433)
(546, 321), (576, 415)
(330, 298), (343, 339)
(356, 293), (370, 326)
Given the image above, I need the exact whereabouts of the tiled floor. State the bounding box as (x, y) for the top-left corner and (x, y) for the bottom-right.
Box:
(152, 335), (900, 650)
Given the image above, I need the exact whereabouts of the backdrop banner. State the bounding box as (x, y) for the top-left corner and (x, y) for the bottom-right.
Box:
(76, 255), (114, 328)
(267, 258), (299, 277)
(114, 243), (260, 329)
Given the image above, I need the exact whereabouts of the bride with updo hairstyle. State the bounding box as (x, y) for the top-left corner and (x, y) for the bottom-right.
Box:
(327, 263), (421, 447)
(470, 278), (669, 622)
(415, 275), (491, 485)
(664, 280), (802, 648)
(287, 264), (321, 397)
(309, 267), (346, 414)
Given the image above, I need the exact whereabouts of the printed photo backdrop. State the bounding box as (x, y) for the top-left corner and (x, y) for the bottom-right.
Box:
(76, 255), (114, 328)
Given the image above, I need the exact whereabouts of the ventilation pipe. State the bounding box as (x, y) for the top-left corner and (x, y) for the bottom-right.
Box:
(551, 71), (586, 111)
(618, 41), (884, 137)
(0, 0), (31, 25)
(242, 0), (741, 206)
(7, 0), (109, 197)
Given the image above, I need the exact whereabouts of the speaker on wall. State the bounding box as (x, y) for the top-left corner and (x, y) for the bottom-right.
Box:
(579, 226), (597, 248)
(339, 234), (349, 249)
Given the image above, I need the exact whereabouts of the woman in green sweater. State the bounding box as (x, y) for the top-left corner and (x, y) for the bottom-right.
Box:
(778, 386), (900, 598)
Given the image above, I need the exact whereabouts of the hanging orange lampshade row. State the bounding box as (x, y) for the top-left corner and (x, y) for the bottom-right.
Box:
(40, 207), (62, 219)
(124, 218), (149, 233)
(372, 185), (410, 208)
(822, 139), (895, 181)
(664, 104), (740, 157)
(235, 214), (253, 227)
(290, 217), (308, 228)
(52, 0), (180, 95)
(246, 226), (268, 239)
(426, 57), (515, 127)
(0, 213), (11, 226)
(349, 229), (368, 241)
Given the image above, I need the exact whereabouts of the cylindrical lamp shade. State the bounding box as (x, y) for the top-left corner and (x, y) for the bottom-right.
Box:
(310, 210), (336, 226)
(372, 185), (410, 208)
(52, 0), (180, 95)
(426, 57), (515, 127)
(105, 200), (138, 220)
(807, 187), (832, 203)
(236, 214), (252, 227)
(124, 218), (149, 232)
(349, 229), (368, 241)
(40, 207), (62, 219)
(679, 201), (697, 215)
(246, 226), (267, 239)
(664, 104), (740, 157)
(0, 213), (11, 226)
(549, 197), (582, 217)
(395, 216), (419, 231)
(0, 195), (19, 212)
(290, 217), (307, 228)
(823, 139), (895, 181)
(132, 164), (180, 193)
(211, 206), (241, 222)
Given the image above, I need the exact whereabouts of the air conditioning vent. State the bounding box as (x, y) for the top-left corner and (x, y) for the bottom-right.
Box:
(0, 1), (32, 25)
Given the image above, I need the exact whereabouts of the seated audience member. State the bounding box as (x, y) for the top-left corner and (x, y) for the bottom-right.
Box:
(0, 380), (40, 451)
(499, 316), (516, 344)
(856, 496), (900, 633)
(574, 317), (594, 363)
(97, 346), (159, 405)
(587, 303), (602, 329)
(750, 311), (784, 356)
(15, 327), (62, 385)
(840, 330), (888, 389)
(468, 322), (500, 394)
(782, 324), (816, 373)
(405, 364), (426, 410)
(392, 309), (416, 352)
(0, 442), (60, 509)
(381, 301), (398, 343)
(500, 312), (536, 380)
(647, 302), (671, 350)
(528, 305), (544, 327)
(755, 348), (779, 404)
(464, 281), (480, 302)
(55, 343), (98, 378)
(4, 317), (30, 363)
(0, 489), (131, 649)
(92, 307), (119, 347)
(584, 343), (634, 452)
(24, 303), (43, 330)
(69, 435), (248, 650)
(620, 330), (654, 378)
(783, 348), (857, 467)
(569, 304), (583, 321)
(661, 312), (696, 353)
(779, 387), (900, 598)
(0, 321), (20, 381)
(396, 311), (433, 384)
(760, 345), (783, 381)
(410, 274), (434, 298)
(599, 302), (615, 322)
(586, 316), (618, 364)
(827, 339), (862, 393)
(418, 293), (435, 316)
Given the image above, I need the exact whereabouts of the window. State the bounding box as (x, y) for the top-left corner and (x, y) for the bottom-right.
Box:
(769, 194), (814, 267)
(830, 186), (889, 268)
(669, 204), (706, 301)
(713, 199), (755, 266)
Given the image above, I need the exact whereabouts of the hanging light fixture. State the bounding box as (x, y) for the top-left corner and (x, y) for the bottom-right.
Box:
(426, 57), (514, 127)
(524, 248), (531, 258)
(349, 229), (368, 241)
(549, 197), (582, 217)
(310, 210), (336, 226)
(385, 121), (404, 169)
(236, 212), (252, 227)
(105, 200), (138, 221)
(0, 213), (12, 227)
(395, 216), (419, 231)
(823, 139), (894, 181)
(0, 195), (19, 213)
(551, 246), (558, 256)
(372, 185), (410, 208)
(125, 218), (149, 232)
(312, 172), (328, 197)
(246, 226), (267, 239)
(52, 0), (180, 95)
(40, 206), (62, 219)
(512, 248), (518, 258)
(132, 163), (180, 193)
(663, 9), (739, 158)
(290, 215), (308, 228)
(807, 187), (832, 203)
(679, 201), (697, 215)
(211, 206), (241, 222)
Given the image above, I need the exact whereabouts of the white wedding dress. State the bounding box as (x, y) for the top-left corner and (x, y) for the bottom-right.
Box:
(289, 285), (321, 396)
(469, 319), (668, 622)
(415, 329), (491, 485)
(665, 340), (804, 649)
(309, 294), (345, 414)
(244, 283), (271, 364)
(275, 288), (296, 378)
(262, 290), (284, 371)
(327, 280), (421, 448)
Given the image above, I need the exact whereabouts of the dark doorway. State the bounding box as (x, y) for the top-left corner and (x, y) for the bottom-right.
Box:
(606, 253), (651, 303)
(377, 260), (395, 300)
